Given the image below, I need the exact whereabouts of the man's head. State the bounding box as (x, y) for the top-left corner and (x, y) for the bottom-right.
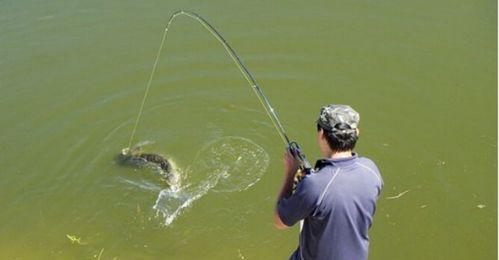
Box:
(316, 104), (360, 154)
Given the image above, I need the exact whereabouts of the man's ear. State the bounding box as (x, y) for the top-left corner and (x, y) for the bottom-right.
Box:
(319, 129), (325, 140)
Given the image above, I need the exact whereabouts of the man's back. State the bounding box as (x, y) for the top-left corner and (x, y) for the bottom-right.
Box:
(278, 154), (383, 260)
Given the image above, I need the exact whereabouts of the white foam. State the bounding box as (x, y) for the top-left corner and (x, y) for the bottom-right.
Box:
(153, 177), (218, 226)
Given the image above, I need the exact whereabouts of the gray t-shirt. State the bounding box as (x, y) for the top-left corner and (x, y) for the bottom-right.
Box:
(278, 154), (383, 260)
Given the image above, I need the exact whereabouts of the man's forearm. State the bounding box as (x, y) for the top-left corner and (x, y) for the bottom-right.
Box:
(274, 172), (295, 229)
(275, 151), (299, 229)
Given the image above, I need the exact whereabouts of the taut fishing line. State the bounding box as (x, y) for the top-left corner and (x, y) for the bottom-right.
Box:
(128, 10), (289, 148)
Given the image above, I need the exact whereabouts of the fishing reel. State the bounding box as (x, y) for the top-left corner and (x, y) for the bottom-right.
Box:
(288, 141), (312, 192)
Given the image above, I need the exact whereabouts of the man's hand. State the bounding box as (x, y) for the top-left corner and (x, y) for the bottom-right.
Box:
(283, 149), (299, 176)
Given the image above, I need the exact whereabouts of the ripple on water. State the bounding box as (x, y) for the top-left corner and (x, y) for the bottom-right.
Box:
(153, 136), (269, 226)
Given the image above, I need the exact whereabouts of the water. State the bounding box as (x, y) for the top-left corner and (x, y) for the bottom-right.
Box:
(0, 1), (496, 259)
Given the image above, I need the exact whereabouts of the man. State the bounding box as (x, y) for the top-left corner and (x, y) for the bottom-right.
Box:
(274, 104), (383, 260)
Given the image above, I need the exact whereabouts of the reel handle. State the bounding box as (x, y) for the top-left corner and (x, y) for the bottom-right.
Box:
(288, 141), (312, 174)
(287, 141), (312, 192)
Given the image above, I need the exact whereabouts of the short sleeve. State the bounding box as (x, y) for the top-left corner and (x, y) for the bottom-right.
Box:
(277, 177), (319, 226)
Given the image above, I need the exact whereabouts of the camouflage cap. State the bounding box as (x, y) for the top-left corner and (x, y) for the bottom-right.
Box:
(317, 104), (360, 134)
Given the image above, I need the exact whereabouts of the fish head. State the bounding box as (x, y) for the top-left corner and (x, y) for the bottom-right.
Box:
(121, 147), (131, 155)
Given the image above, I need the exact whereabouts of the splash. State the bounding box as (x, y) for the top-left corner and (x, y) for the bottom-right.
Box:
(153, 178), (216, 226)
(153, 136), (269, 226)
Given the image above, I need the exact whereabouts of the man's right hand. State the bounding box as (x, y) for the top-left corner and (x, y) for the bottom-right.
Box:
(283, 149), (299, 178)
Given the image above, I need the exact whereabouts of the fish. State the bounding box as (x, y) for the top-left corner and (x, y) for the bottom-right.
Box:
(117, 146), (180, 188)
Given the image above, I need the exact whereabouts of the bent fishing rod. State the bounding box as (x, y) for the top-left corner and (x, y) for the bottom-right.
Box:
(128, 10), (312, 175)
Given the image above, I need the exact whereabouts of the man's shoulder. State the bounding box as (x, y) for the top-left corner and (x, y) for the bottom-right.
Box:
(356, 156), (383, 187)
(357, 156), (380, 171)
(299, 166), (336, 195)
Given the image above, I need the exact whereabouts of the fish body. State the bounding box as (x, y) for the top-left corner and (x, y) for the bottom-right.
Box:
(136, 152), (171, 172)
(117, 147), (180, 188)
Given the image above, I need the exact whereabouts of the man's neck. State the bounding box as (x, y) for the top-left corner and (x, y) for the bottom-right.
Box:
(328, 150), (353, 159)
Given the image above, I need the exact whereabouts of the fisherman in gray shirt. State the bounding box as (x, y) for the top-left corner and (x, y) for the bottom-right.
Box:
(274, 104), (383, 260)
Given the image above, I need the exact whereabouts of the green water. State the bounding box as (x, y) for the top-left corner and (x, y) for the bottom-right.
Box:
(1, 1), (496, 259)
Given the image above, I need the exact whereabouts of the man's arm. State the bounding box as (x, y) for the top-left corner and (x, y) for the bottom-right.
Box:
(274, 150), (299, 229)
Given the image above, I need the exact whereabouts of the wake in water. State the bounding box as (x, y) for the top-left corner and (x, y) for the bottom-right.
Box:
(153, 136), (269, 226)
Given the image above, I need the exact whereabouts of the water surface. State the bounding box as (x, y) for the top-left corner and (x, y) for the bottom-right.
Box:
(0, 0), (496, 259)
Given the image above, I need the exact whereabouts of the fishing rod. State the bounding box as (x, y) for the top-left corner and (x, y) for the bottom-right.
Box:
(128, 10), (312, 176)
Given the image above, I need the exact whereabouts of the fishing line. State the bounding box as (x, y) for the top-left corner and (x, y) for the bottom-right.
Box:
(127, 10), (290, 149)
